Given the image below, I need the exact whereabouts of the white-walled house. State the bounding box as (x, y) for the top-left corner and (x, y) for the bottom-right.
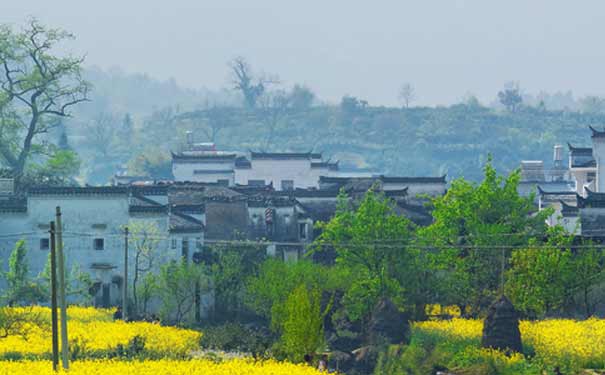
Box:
(170, 144), (339, 190)
(0, 185), (203, 312)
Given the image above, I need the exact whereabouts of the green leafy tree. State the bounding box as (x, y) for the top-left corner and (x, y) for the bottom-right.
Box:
(208, 244), (266, 321)
(423, 157), (551, 315)
(282, 284), (332, 362)
(505, 227), (573, 318)
(0, 19), (89, 185)
(156, 260), (208, 325)
(127, 149), (173, 179)
(3, 240), (43, 306)
(497, 82), (523, 112)
(246, 259), (345, 332)
(38, 256), (92, 302)
(315, 189), (415, 322)
(27, 149), (81, 186)
(569, 241), (605, 317)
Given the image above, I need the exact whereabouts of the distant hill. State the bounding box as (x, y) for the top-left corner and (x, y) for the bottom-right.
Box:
(64, 68), (605, 183)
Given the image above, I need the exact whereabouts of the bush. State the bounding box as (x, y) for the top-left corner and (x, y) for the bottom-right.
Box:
(200, 323), (273, 356)
(110, 335), (147, 359)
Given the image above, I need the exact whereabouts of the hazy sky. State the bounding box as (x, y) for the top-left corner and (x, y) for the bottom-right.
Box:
(5, 1), (605, 106)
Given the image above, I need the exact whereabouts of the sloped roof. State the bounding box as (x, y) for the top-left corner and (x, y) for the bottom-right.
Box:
(169, 212), (204, 233)
(250, 151), (322, 160)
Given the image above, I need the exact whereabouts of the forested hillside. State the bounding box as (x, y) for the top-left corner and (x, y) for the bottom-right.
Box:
(61, 68), (605, 184)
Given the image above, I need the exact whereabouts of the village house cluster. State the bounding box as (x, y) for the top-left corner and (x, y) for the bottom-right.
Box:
(521, 126), (605, 237)
(0, 138), (446, 313)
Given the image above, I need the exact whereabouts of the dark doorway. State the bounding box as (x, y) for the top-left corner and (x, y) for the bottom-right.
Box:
(102, 284), (110, 308)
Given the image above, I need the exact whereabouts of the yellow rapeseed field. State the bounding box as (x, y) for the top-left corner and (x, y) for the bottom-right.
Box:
(0, 359), (327, 375)
(415, 318), (605, 370)
(0, 307), (200, 358)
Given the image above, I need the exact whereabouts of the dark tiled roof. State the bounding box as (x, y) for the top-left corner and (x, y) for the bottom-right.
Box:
(231, 184), (275, 195)
(560, 200), (579, 217)
(247, 196), (298, 207)
(384, 188), (410, 198)
(129, 205), (168, 214)
(380, 175), (447, 184)
(578, 189), (605, 208)
(172, 204), (205, 214)
(299, 200), (339, 222)
(536, 185), (576, 196)
(590, 126), (605, 139)
(250, 152), (322, 160)
(274, 188), (339, 198)
(234, 156), (251, 169)
(311, 161), (339, 171)
(171, 152), (237, 162)
(567, 143), (593, 155)
(28, 186), (129, 196)
(319, 175), (447, 185)
(129, 194), (167, 214)
(170, 212), (204, 233)
(169, 186), (244, 205)
(130, 185), (169, 196)
(192, 169), (234, 175)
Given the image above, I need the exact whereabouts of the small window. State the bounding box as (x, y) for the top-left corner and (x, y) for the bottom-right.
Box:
(248, 179), (265, 186)
(299, 223), (307, 240)
(281, 180), (294, 191)
(182, 238), (189, 262)
(171, 238), (177, 250)
(93, 238), (105, 251)
(196, 237), (202, 250)
(40, 238), (50, 251)
(588, 172), (596, 183)
(217, 179), (230, 186)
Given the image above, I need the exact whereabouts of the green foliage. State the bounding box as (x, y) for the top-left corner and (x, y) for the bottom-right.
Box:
(423, 157), (551, 314)
(315, 190), (415, 321)
(246, 259), (345, 332)
(208, 244), (266, 321)
(281, 284), (332, 362)
(156, 260), (208, 325)
(377, 325), (541, 375)
(0, 19), (89, 183)
(200, 322), (273, 356)
(38, 253), (93, 302)
(127, 149), (173, 179)
(570, 242), (605, 317)
(128, 221), (162, 318)
(505, 227), (574, 318)
(2, 240), (43, 306)
(27, 149), (81, 186)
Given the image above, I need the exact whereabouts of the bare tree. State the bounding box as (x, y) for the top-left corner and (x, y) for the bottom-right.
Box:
(398, 83), (416, 108)
(229, 56), (278, 108)
(128, 221), (161, 319)
(0, 19), (90, 185)
(178, 106), (238, 143)
(87, 112), (117, 158)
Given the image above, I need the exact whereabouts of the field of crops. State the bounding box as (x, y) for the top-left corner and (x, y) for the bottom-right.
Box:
(408, 318), (605, 373)
(0, 307), (328, 375)
(0, 359), (326, 375)
(0, 307), (200, 359)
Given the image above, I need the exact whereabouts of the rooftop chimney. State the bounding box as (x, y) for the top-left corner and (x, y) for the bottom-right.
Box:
(553, 144), (563, 167)
(185, 131), (194, 149)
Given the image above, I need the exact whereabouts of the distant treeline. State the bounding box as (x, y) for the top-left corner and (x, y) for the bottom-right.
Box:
(60, 67), (605, 184)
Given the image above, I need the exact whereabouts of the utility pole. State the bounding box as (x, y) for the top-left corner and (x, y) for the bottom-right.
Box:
(55, 206), (69, 369)
(123, 226), (129, 321)
(49, 222), (59, 372)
